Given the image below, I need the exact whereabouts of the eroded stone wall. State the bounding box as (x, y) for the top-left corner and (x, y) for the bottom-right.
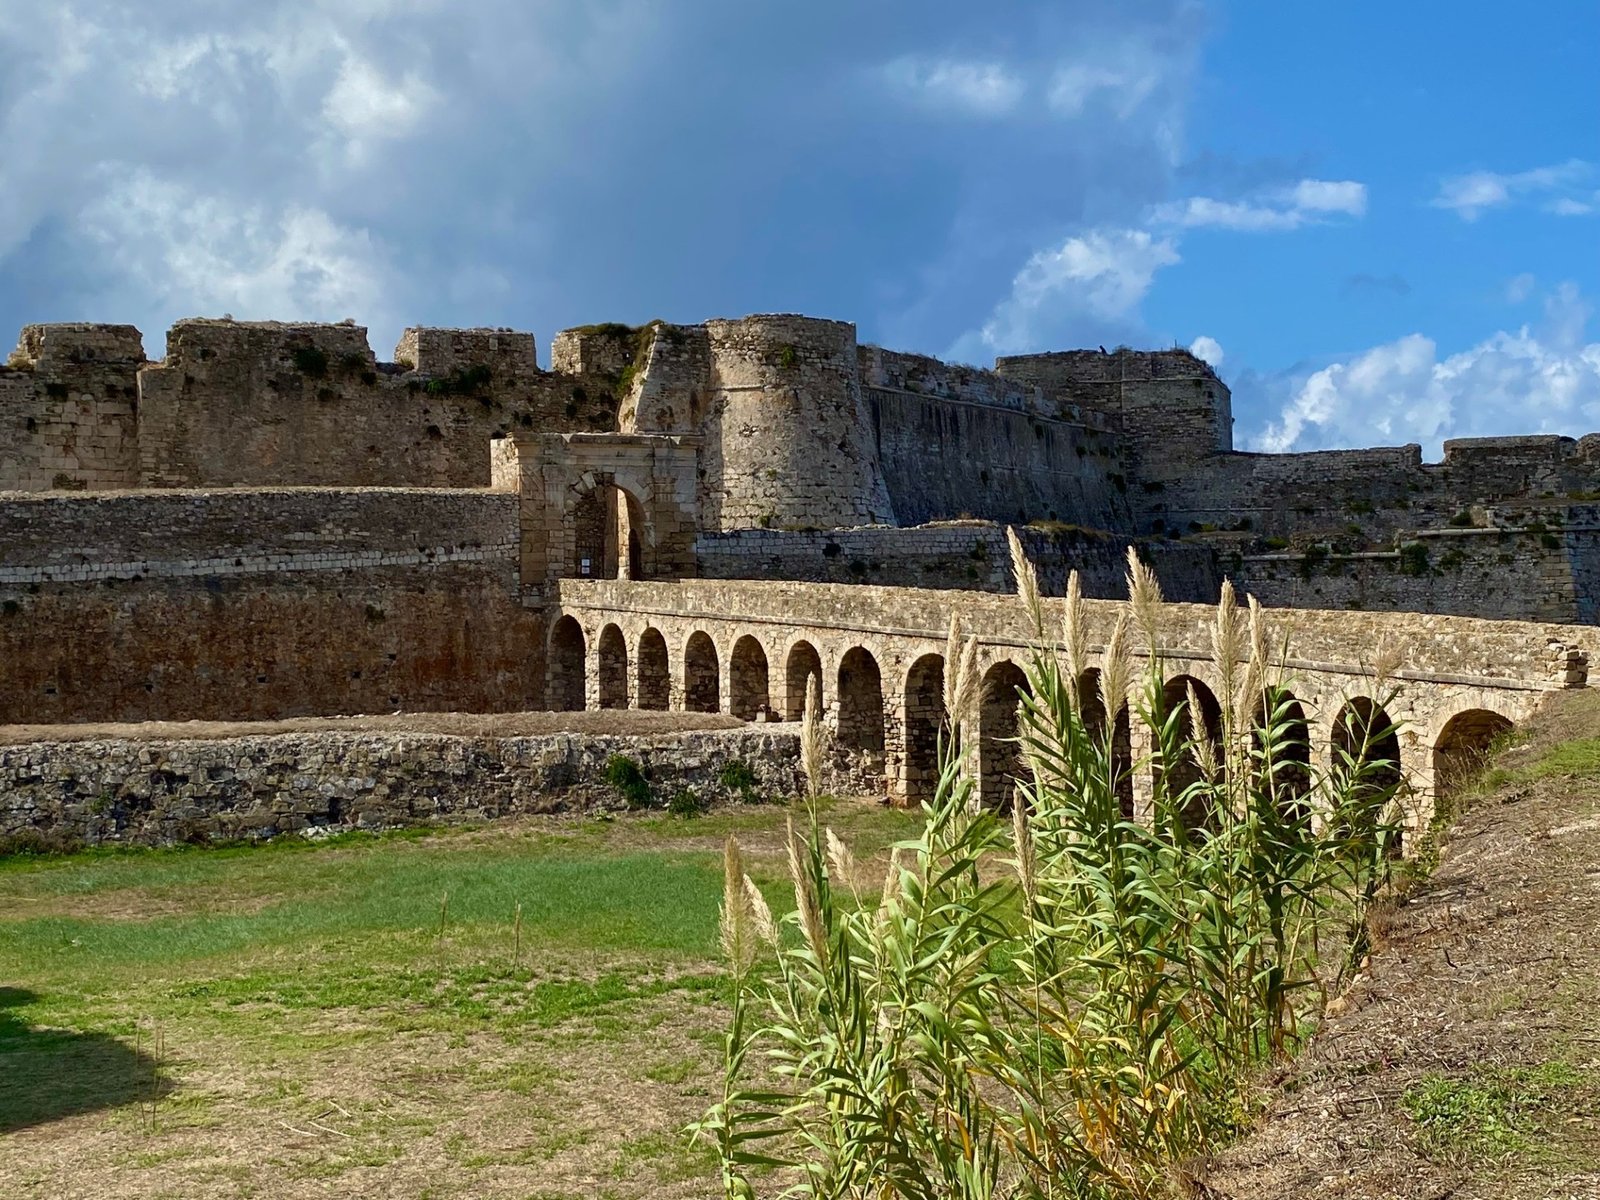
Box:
(0, 725), (801, 847)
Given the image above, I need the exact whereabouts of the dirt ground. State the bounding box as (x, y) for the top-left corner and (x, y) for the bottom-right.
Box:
(1201, 690), (1600, 1199)
(0, 708), (748, 745)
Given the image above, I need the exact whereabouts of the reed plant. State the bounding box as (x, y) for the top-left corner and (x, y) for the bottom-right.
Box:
(697, 540), (1406, 1199)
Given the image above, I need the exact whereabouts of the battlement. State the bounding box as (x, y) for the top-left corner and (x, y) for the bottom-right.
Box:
(994, 346), (1219, 386)
(8, 323), (146, 370)
(395, 326), (539, 377)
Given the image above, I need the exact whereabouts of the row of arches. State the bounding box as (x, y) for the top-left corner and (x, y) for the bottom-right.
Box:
(546, 615), (1515, 820)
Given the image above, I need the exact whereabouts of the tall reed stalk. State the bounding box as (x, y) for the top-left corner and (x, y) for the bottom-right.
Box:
(698, 544), (1406, 1198)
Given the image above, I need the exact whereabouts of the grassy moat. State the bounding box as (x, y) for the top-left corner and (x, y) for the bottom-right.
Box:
(4, 703), (1600, 1198)
(0, 798), (917, 1198)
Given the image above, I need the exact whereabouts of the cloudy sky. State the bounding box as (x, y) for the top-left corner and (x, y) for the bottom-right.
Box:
(1, 0), (1595, 456)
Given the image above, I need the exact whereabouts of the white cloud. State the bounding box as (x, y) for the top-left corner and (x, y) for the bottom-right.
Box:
(82, 172), (394, 336)
(880, 56), (1024, 117)
(1150, 178), (1367, 232)
(1250, 283), (1600, 456)
(1190, 334), (1223, 367)
(949, 228), (1180, 358)
(1430, 160), (1595, 221)
(1048, 57), (1159, 120)
(1506, 272), (1536, 304)
(322, 57), (439, 156)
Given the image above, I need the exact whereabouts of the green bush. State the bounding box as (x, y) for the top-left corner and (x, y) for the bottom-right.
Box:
(603, 755), (652, 809)
(697, 556), (1405, 1199)
(717, 760), (761, 804)
(291, 346), (329, 377)
(667, 789), (709, 819)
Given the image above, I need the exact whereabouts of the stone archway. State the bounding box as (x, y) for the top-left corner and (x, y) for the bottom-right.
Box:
(978, 660), (1030, 809)
(1254, 687), (1312, 820)
(730, 635), (770, 721)
(1332, 695), (1405, 850)
(838, 647), (886, 752)
(1078, 668), (1134, 818)
(784, 641), (823, 722)
(902, 654), (948, 805)
(1433, 707), (1513, 800)
(637, 628), (670, 710)
(547, 615), (586, 712)
(571, 481), (650, 581)
(685, 631), (720, 714)
(597, 624), (628, 709)
(1155, 674), (1225, 831)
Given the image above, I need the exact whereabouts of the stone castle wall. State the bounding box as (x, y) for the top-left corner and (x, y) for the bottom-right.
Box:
(0, 488), (541, 724)
(0, 725), (802, 848)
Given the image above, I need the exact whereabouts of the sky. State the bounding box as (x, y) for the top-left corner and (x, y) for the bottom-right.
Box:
(0, 0), (1596, 457)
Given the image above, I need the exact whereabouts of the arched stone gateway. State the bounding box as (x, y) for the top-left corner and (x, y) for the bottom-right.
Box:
(547, 615), (586, 712)
(1433, 708), (1514, 799)
(978, 660), (1030, 809)
(1254, 687), (1312, 820)
(903, 654), (949, 805)
(1077, 668), (1135, 818)
(1155, 674), (1225, 831)
(730, 636), (770, 721)
(636, 628), (670, 710)
(784, 641), (823, 722)
(1332, 696), (1405, 849)
(597, 624), (628, 709)
(685, 631), (720, 713)
(837, 647), (886, 752)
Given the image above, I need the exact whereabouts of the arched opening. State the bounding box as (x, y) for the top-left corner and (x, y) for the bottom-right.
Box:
(684, 631), (720, 714)
(979, 661), (1031, 809)
(1155, 674), (1225, 831)
(597, 624), (628, 709)
(636, 628), (670, 710)
(571, 482), (649, 580)
(903, 654), (949, 805)
(730, 636), (770, 721)
(1253, 687), (1312, 820)
(547, 616), (586, 712)
(784, 641), (823, 722)
(1433, 708), (1513, 800)
(1332, 696), (1405, 850)
(1077, 668), (1135, 818)
(838, 647), (886, 753)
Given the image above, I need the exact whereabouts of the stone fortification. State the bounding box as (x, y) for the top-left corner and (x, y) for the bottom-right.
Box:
(0, 725), (802, 848)
(0, 487), (539, 724)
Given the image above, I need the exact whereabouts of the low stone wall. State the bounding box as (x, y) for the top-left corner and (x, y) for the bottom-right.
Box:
(0, 726), (803, 849)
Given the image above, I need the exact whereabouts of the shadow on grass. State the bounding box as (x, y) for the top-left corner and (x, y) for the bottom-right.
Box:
(0, 986), (172, 1133)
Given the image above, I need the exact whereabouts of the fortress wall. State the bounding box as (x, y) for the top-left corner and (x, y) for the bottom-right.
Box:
(694, 522), (1217, 603)
(1229, 528), (1581, 624)
(0, 725), (802, 848)
(699, 316), (894, 530)
(995, 349), (1231, 483)
(0, 488), (542, 724)
(867, 389), (1131, 528)
(134, 321), (619, 489)
(1, 325), (147, 491)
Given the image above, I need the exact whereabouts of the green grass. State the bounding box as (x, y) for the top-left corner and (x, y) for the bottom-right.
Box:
(0, 798), (918, 1193)
(1401, 1061), (1583, 1161)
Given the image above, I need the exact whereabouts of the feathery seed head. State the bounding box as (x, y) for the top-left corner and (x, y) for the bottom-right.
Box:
(744, 874), (778, 948)
(1126, 546), (1164, 657)
(824, 826), (857, 891)
(1100, 613), (1133, 727)
(1063, 569), (1087, 702)
(1007, 526), (1045, 639)
(800, 674), (825, 799)
(720, 835), (756, 970)
(786, 819), (829, 965)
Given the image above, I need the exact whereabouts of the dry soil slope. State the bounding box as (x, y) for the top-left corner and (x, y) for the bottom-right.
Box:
(1203, 689), (1600, 1200)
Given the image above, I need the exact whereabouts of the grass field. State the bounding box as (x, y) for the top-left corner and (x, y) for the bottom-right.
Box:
(0, 798), (920, 1199)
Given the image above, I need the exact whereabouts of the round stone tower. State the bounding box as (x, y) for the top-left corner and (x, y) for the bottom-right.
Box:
(700, 315), (894, 531)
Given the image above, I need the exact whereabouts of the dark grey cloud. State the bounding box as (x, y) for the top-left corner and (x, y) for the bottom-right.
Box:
(0, 0), (1211, 360)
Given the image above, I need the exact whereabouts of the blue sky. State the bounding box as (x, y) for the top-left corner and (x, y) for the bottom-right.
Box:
(1, 0), (1595, 456)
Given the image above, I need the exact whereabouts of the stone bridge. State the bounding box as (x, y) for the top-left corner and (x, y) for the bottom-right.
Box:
(545, 579), (1589, 829)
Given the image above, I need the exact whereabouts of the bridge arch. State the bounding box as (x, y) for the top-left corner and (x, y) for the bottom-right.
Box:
(730, 635), (770, 721)
(1078, 668), (1135, 817)
(837, 646), (886, 752)
(636, 628), (670, 710)
(902, 653), (949, 804)
(597, 623), (628, 709)
(784, 640), (823, 722)
(1254, 687), (1313, 820)
(684, 631), (721, 713)
(1431, 706), (1515, 799)
(1155, 674), (1225, 831)
(978, 659), (1030, 809)
(547, 615), (587, 711)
